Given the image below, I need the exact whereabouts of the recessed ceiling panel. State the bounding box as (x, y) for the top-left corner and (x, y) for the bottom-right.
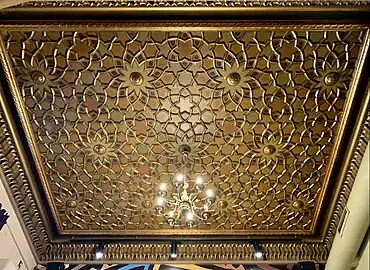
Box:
(2, 28), (366, 236)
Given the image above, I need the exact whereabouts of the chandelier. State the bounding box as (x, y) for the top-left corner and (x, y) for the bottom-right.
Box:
(155, 144), (216, 227)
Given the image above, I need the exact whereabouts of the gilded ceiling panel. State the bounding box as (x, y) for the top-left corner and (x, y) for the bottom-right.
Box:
(1, 29), (366, 237)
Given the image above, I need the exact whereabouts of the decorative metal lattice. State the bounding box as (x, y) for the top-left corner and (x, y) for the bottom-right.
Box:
(3, 29), (365, 235)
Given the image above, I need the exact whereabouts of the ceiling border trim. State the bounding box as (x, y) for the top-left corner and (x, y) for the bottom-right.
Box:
(46, 242), (329, 263)
(13, 0), (370, 8)
(0, 104), (49, 259)
(2, 3), (370, 21)
(324, 91), (370, 246)
(0, 23), (368, 32)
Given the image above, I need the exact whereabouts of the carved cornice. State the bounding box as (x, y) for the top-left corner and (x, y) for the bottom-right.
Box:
(325, 106), (370, 246)
(15, 0), (370, 8)
(0, 105), (49, 259)
(47, 243), (329, 262)
(0, 23), (368, 32)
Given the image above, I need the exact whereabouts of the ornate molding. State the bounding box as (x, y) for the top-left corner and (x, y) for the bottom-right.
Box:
(0, 105), (49, 259)
(15, 0), (370, 8)
(325, 108), (370, 246)
(0, 23), (368, 32)
(47, 242), (328, 262)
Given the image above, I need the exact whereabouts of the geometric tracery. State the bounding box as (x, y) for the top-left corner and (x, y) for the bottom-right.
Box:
(4, 29), (365, 234)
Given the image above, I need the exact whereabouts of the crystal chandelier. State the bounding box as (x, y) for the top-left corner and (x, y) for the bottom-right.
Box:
(155, 144), (216, 227)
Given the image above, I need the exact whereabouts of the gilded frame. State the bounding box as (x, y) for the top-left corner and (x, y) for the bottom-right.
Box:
(0, 3), (369, 263)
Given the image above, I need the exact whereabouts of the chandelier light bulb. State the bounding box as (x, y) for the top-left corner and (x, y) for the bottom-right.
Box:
(159, 183), (167, 191)
(169, 211), (174, 217)
(206, 189), (214, 197)
(204, 204), (209, 211)
(186, 212), (194, 220)
(176, 174), (184, 182)
(157, 197), (164, 206)
(196, 176), (203, 185)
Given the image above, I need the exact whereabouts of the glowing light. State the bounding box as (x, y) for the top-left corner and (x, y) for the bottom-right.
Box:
(169, 211), (174, 217)
(176, 174), (184, 181)
(204, 204), (209, 211)
(170, 240), (177, 259)
(159, 183), (167, 190)
(95, 251), (103, 260)
(196, 177), (203, 185)
(206, 189), (214, 197)
(186, 212), (194, 220)
(255, 251), (263, 259)
(157, 197), (164, 205)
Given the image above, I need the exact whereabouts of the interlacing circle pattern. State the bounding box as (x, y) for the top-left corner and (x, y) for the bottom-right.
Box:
(5, 30), (364, 233)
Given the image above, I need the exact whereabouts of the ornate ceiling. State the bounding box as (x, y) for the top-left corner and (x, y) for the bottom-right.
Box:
(0, 0), (369, 264)
(2, 28), (365, 235)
